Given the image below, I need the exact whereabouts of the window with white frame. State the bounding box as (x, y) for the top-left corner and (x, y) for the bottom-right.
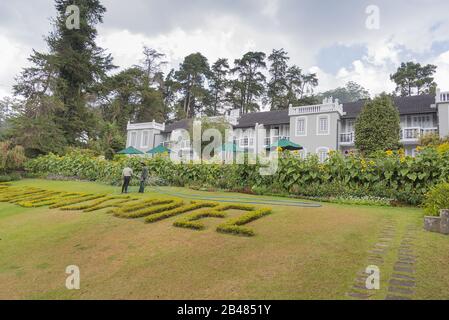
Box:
(317, 115), (330, 135)
(130, 131), (137, 147)
(317, 147), (329, 163)
(412, 115), (432, 128)
(142, 131), (150, 148)
(296, 117), (307, 136)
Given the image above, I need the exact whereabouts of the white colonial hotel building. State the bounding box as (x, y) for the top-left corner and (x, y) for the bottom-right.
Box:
(126, 90), (449, 162)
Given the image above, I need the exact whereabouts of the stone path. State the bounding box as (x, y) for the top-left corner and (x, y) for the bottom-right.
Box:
(385, 224), (418, 300)
(346, 218), (397, 300)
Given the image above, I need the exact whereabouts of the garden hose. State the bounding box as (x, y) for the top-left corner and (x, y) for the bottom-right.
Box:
(149, 186), (322, 208)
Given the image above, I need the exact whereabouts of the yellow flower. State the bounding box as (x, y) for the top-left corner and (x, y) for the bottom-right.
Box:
(385, 150), (393, 156)
(437, 142), (449, 154)
(276, 147), (283, 152)
(416, 146), (423, 152)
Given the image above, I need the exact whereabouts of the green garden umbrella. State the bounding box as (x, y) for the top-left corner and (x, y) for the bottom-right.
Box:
(147, 145), (171, 154)
(267, 139), (303, 151)
(218, 143), (244, 153)
(117, 146), (144, 155)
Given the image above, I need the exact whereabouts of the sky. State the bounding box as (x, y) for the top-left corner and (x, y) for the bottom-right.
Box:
(1, 0), (449, 100)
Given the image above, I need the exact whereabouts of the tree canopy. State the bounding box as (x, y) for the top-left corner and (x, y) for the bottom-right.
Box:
(355, 94), (401, 155)
(390, 62), (437, 96)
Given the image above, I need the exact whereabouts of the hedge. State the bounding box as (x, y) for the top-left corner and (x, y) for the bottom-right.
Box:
(24, 145), (449, 205)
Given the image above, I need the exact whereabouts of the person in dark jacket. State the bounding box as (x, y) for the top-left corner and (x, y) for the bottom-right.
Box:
(138, 162), (149, 193)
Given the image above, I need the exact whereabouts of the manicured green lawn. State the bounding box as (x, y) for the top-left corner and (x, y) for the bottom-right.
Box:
(0, 179), (447, 300)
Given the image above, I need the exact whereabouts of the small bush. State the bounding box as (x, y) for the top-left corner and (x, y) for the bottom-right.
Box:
(424, 182), (449, 216)
(145, 201), (219, 223)
(216, 208), (272, 237)
(173, 209), (226, 230)
(0, 173), (22, 182)
(114, 199), (183, 219)
(51, 194), (106, 209)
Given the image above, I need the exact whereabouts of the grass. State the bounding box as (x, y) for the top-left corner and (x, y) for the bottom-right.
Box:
(0, 179), (447, 299)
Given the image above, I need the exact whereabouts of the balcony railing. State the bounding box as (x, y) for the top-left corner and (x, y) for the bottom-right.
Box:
(289, 103), (343, 116)
(400, 127), (438, 141)
(437, 91), (449, 103)
(340, 132), (355, 144)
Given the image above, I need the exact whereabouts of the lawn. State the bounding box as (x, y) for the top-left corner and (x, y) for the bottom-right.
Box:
(0, 179), (448, 300)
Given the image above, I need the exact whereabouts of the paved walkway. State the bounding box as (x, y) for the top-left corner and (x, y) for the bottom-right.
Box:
(346, 219), (419, 300)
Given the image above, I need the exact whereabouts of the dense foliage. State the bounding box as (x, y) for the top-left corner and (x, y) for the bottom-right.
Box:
(355, 94), (401, 155)
(0, 141), (27, 173)
(424, 182), (449, 216)
(25, 145), (449, 205)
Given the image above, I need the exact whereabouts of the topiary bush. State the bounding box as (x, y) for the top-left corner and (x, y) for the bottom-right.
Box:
(216, 208), (272, 237)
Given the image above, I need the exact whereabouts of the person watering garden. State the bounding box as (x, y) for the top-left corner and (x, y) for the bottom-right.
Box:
(121, 166), (133, 194)
(139, 162), (149, 193)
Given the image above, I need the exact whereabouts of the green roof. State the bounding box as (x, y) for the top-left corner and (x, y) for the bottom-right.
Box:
(147, 145), (171, 154)
(217, 143), (244, 153)
(117, 146), (145, 155)
(268, 139), (303, 151)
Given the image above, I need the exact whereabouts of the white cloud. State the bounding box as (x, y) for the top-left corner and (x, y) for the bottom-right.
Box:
(0, 31), (29, 98)
(434, 50), (449, 90)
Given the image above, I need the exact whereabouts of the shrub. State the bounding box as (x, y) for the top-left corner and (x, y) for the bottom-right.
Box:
(145, 201), (219, 223)
(25, 144), (449, 205)
(0, 173), (22, 182)
(216, 208), (272, 237)
(84, 197), (135, 212)
(110, 198), (164, 215)
(59, 195), (127, 211)
(114, 199), (183, 219)
(423, 182), (449, 216)
(51, 194), (106, 209)
(173, 209), (226, 230)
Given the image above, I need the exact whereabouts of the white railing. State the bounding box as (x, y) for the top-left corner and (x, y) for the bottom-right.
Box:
(400, 127), (438, 141)
(289, 103), (344, 116)
(127, 120), (165, 131)
(340, 132), (355, 144)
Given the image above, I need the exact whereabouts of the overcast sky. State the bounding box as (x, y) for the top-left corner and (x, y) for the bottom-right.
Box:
(1, 0), (449, 100)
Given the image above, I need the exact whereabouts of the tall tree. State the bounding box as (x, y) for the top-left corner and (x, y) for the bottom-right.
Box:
(209, 58), (230, 116)
(284, 66), (318, 106)
(138, 46), (167, 85)
(320, 81), (370, 103)
(175, 53), (211, 118)
(268, 49), (289, 110)
(355, 94), (401, 155)
(230, 51), (266, 114)
(13, 0), (115, 147)
(390, 62), (437, 96)
(52, 0), (115, 143)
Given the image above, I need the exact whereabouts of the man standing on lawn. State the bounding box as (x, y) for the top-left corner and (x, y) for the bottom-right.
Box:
(139, 162), (149, 193)
(121, 166), (133, 193)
